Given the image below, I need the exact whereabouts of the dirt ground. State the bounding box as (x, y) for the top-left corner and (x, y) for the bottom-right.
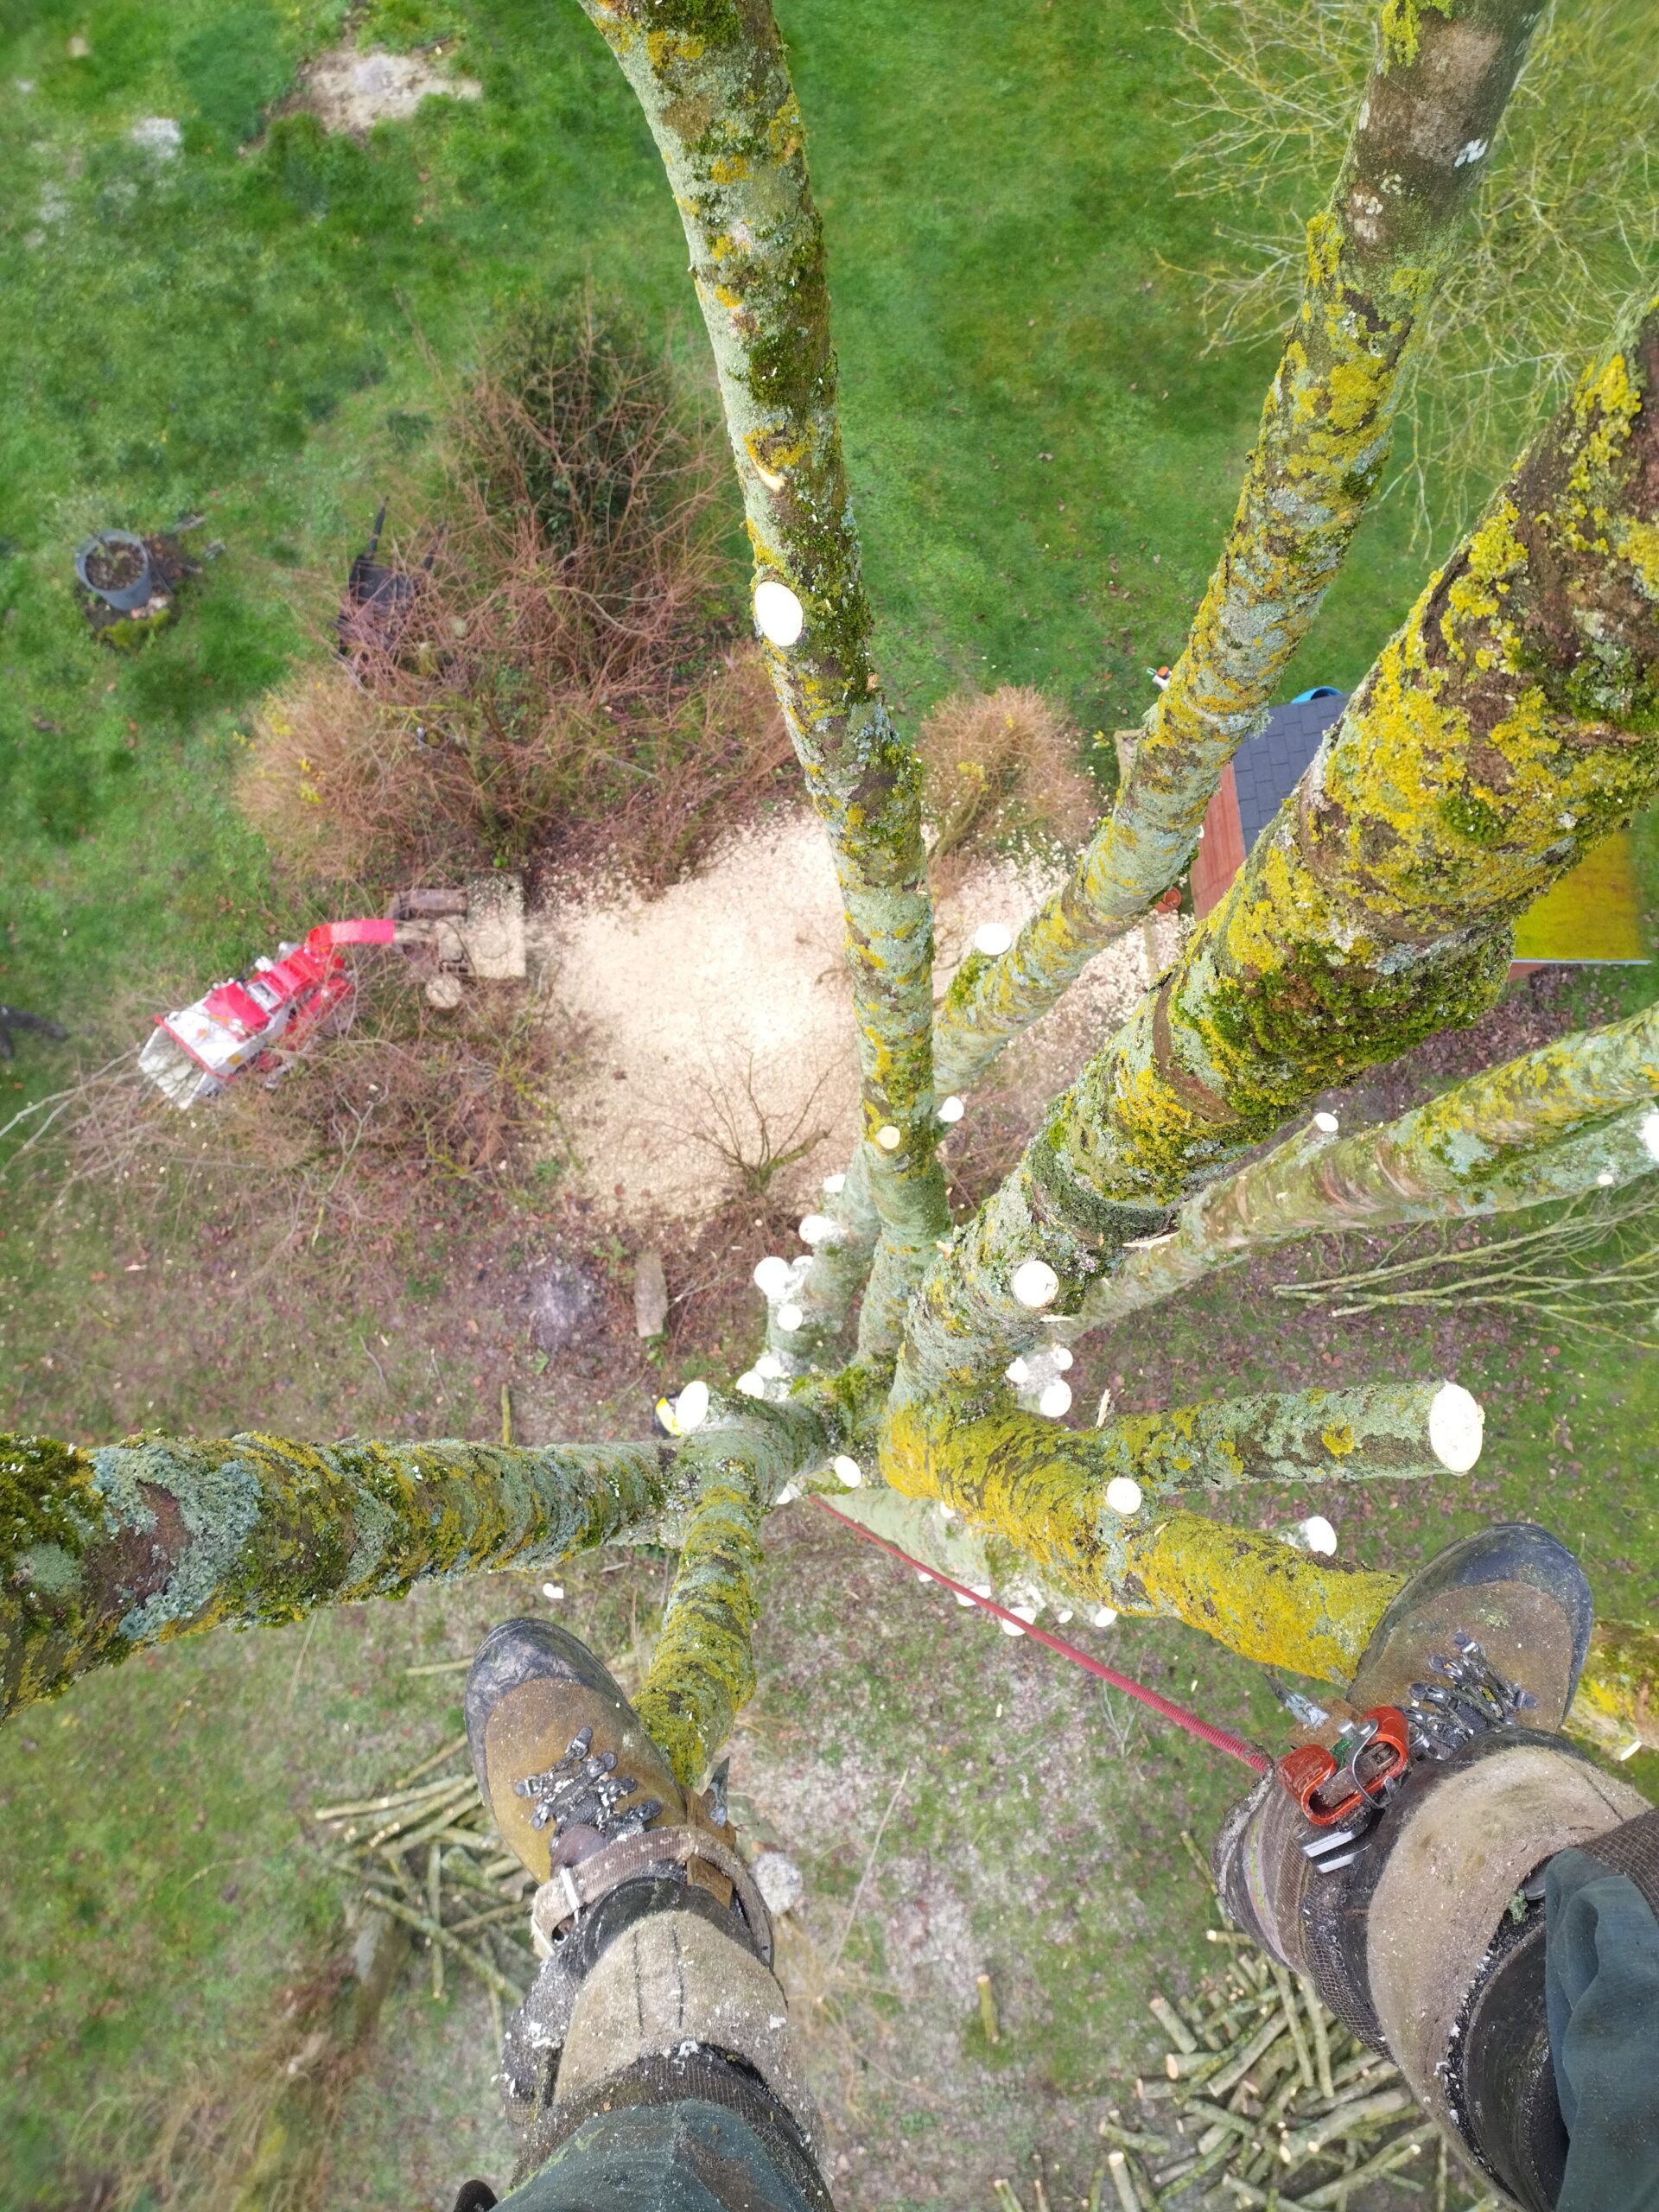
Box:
(293, 45), (482, 137)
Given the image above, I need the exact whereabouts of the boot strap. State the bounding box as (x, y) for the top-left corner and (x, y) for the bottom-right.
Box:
(531, 1824), (772, 1966)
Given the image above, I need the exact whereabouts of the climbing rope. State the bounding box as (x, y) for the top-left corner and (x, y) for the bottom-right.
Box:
(812, 1497), (1271, 1776)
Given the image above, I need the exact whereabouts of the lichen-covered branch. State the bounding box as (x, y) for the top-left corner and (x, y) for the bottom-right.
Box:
(818, 1489), (1656, 1751)
(899, 304), (1659, 1401)
(880, 1377), (1480, 1626)
(934, 0), (1548, 1092)
(632, 1388), (836, 1784)
(1084, 1008), (1659, 1330)
(569, 0), (948, 1325)
(0, 1430), (679, 1720)
(636, 1442), (773, 1788)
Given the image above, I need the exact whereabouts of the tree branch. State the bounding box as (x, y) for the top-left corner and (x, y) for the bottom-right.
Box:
(1084, 1007), (1659, 1330)
(569, 0), (949, 1337)
(635, 1420), (784, 1786)
(934, 0), (1550, 1091)
(0, 1399), (834, 1723)
(897, 302), (1659, 1401)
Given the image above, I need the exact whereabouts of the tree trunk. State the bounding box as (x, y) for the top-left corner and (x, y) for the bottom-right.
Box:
(570, 0), (950, 1344)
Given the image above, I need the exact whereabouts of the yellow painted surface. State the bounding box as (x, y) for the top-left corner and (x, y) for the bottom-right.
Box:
(1512, 833), (1646, 963)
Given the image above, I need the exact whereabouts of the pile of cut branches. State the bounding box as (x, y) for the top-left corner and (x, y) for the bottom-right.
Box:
(993, 1835), (1502, 2210)
(309, 1722), (537, 2043)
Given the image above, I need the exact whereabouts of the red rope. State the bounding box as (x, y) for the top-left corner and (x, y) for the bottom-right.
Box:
(811, 1497), (1270, 1776)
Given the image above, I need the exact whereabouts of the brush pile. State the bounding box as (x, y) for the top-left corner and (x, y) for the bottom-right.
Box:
(992, 1837), (1503, 2211)
(310, 1726), (538, 2042)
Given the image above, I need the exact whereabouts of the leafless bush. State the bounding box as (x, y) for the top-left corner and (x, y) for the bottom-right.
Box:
(1168, 0), (1657, 538)
(916, 685), (1099, 896)
(239, 296), (793, 895)
(683, 1052), (836, 1200)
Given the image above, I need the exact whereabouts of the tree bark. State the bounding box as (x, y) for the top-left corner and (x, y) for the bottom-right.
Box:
(1084, 1006), (1659, 1330)
(880, 1379), (1481, 1653)
(899, 306), (1659, 1402)
(0, 1407), (824, 1721)
(935, 0), (1551, 1092)
(569, 0), (949, 1341)
(636, 1431), (780, 1787)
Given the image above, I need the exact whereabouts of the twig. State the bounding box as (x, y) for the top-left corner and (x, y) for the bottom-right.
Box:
(358, 1889), (524, 2003)
(824, 1763), (911, 1976)
(315, 1771), (474, 1821)
(428, 1843), (445, 2002)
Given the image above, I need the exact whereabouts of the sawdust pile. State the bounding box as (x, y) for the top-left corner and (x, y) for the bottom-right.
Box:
(539, 812), (1180, 1225)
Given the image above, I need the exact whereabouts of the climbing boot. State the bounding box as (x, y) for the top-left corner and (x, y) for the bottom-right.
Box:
(465, 1616), (692, 1890)
(465, 1618), (824, 2196)
(1214, 1524), (1649, 2209)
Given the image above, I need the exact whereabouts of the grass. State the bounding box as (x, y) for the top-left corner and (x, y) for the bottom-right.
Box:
(0, 0), (1655, 2204)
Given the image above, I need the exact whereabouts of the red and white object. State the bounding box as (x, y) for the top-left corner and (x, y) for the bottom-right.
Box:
(139, 918), (396, 1109)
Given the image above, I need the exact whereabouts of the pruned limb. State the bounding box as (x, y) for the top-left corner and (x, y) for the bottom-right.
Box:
(879, 1377), (1482, 1662)
(569, 0), (949, 1326)
(0, 1403), (830, 1722)
(1084, 1007), (1659, 1330)
(634, 1410), (804, 1785)
(823, 1489), (1658, 1751)
(934, 0), (1549, 1092)
(759, 1148), (882, 1372)
(899, 304), (1659, 1402)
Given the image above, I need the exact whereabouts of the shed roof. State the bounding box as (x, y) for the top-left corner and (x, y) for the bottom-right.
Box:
(1232, 692), (1347, 850)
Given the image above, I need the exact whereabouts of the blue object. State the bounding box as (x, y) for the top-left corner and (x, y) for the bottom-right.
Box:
(1291, 686), (1342, 702)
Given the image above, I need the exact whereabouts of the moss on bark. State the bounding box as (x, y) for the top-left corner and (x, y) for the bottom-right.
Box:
(0, 1430), (676, 1719)
(934, 0), (1550, 1093)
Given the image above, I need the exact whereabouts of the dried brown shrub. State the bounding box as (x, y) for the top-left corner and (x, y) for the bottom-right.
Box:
(915, 684), (1099, 895)
(239, 296), (793, 897)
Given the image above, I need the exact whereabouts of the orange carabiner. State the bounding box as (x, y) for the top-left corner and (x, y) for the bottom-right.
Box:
(1277, 1707), (1409, 1827)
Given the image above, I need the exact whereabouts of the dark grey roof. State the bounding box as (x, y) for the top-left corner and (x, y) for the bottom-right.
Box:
(1234, 694), (1348, 850)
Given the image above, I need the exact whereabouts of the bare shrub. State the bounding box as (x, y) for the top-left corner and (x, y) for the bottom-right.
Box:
(239, 296), (794, 895)
(915, 684), (1099, 895)
(1169, 0), (1657, 539)
(683, 1051), (836, 1200)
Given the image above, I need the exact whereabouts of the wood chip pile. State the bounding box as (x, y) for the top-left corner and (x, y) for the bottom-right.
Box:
(310, 1729), (537, 2042)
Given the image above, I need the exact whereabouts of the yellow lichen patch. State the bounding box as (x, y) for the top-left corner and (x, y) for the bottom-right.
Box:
(1304, 210), (1342, 289)
(708, 154), (749, 184)
(1321, 1423), (1357, 1457)
(1439, 500), (1527, 661)
(646, 29), (707, 72)
(1126, 1514), (1402, 1679)
(1618, 518), (1659, 600)
(766, 92), (804, 164)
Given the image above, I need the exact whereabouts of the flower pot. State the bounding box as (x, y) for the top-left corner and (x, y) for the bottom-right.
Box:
(75, 530), (156, 613)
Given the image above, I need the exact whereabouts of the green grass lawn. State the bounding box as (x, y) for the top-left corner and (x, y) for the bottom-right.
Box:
(1, 0), (1655, 2204)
